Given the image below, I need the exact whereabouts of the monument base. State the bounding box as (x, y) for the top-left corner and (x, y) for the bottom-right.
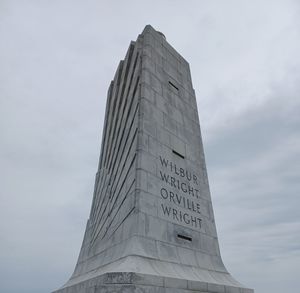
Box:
(53, 272), (253, 293)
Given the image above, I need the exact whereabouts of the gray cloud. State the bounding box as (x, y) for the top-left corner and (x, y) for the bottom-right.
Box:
(204, 76), (300, 291)
(0, 1), (299, 292)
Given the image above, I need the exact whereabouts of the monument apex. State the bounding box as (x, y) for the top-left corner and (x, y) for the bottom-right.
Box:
(53, 25), (254, 293)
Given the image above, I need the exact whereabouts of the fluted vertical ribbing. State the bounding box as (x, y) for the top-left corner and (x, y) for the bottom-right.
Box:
(90, 42), (142, 244)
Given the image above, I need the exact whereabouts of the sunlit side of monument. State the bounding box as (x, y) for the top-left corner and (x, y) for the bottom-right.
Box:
(53, 25), (254, 293)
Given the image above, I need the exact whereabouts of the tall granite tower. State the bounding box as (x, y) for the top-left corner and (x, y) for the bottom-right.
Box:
(54, 25), (253, 293)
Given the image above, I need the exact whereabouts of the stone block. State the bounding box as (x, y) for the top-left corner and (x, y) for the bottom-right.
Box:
(136, 169), (148, 192)
(163, 113), (178, 135)
(178, 247), (198, 267)
(208, 283), (225, 293)
(142, 44), (152, 59)
(138, 150), (157, 175)
(142, 119), (157, 138)
(144, 214), (168, 240)
(156, 127), (171, 147)
(147, 171), (161, 196)
(188, 280), (208, 291)
(163, 58), (182, 85)
(142, 55), (156, 73)
(170, 135), (186, 157)
(164, 277), (188, 289)
(138, 190), (158, 217)
(141, 83), (156, 105)
(148, 135), (158, 157)
(195, 251), (214, 270)
(157, 241), (179, 263)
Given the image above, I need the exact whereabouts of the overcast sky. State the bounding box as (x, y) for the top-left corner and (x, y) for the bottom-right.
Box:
(0, 1), (299, 293)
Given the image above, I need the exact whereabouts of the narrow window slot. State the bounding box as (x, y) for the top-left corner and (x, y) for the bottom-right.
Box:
(172, 149), (185, 159)
(177, 234), (192, 242)
(169, 81), (179, 91)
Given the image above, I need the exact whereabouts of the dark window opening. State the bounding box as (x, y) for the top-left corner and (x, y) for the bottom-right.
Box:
(169, 81), (179, 91)
(172, 149), (185, 159)
(177, 234), (192, 242)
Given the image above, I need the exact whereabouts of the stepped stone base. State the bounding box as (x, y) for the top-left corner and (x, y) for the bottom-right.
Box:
(54, 272), (253, 293)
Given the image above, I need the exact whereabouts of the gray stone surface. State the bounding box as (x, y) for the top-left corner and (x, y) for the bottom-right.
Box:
(53, 25), (253, 293)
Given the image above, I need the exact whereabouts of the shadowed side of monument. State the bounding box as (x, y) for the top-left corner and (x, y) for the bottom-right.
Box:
(53, 25), (254, 293)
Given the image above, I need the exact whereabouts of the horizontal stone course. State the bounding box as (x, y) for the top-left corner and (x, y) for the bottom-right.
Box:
(54, 272), (253, 293)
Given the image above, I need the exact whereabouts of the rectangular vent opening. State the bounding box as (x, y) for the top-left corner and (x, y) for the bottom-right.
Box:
(172, 149), (185, 159)
(169, 81), (179, 91)
(177, 234), (192, 242)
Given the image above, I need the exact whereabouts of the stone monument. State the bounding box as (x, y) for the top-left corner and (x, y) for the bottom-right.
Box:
(53, 25), (253, 293)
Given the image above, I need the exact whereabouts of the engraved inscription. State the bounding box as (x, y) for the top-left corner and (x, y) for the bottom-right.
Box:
(158, 155), (203, 231)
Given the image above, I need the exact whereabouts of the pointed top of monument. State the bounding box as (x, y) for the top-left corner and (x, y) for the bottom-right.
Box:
(143, 24), (166, 40)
